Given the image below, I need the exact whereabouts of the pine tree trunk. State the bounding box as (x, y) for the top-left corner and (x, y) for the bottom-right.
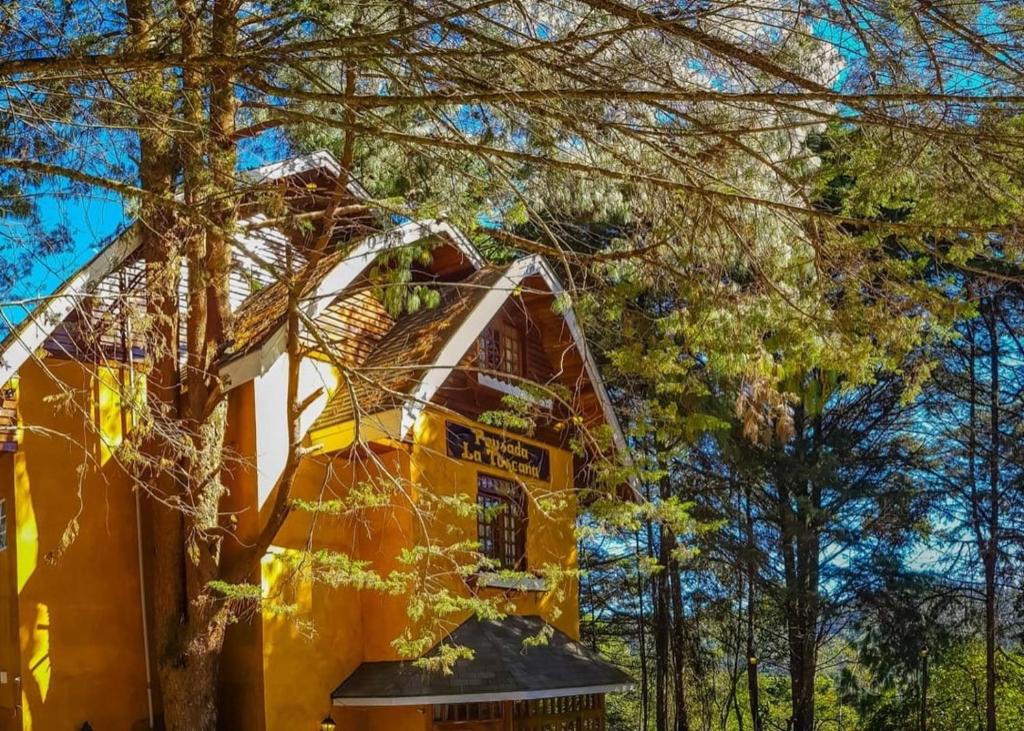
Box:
(159, 645), (222, 731)
(667, 529), (691, 731)
(636, 531), (651, 731)
(919, 650), (929, 731)
(983, 300), (1000, 731)
(779, 410), (821, 731)
(744, 486), (763, 731)
(125, 0), (241, 724)
(655, 521), (670, 731)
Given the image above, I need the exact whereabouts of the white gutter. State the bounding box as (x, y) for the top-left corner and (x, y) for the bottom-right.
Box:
(333, 683), (635, 707)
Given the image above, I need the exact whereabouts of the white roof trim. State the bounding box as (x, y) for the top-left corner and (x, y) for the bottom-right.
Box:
(246, 150), (372, 200)
(219, 219), (484, 390)
(0, 151), (382, 388)
(333, 683), (634, 707)
(398, 254), (626, 453)
(0, 227), (138, 387)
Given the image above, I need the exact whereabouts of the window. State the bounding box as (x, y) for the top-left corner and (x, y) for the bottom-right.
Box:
(478, 322), (523, 377)
(433, 702), (504, 725)
(0, 499), (7, 552)
(477, 474), (526, 570)
(513, 694), (606, 731)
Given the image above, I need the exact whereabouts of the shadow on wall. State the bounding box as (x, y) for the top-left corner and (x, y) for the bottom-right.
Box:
(13, 360), (151, 730)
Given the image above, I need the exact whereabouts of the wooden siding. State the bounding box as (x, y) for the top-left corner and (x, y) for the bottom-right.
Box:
(302, 281), (394, 366)
(0, 383), (16, 452)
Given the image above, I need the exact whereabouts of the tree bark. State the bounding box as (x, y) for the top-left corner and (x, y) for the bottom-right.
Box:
(779, 408), (821, 731)
(744, 485), (763, 731)
(636, 530), (651, 731)
(983, 298), (999, 731)
(919, 649), (929, 731)
(655, 520), (670, 731)
(129, 2), (240, 727)
(667, 528), (691, 731)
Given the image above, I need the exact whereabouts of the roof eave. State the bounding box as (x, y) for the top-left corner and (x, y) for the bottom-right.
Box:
(218, 219), (485, 390)
(0, 225), (139, 387)
(395, 253), (627, 455)
(332, 683), (635, 707)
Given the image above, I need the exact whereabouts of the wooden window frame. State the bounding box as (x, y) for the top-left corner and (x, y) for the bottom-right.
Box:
(476, 473), (527, 571)
(432, 701), (505, 726)
(478, 320), (525, 379)
(513, 694), (606, 731)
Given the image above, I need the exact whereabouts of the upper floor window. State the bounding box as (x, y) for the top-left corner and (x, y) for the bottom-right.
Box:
(477, 474), (526, 570)
(479, 322), (523, 377)
(0, 499), (8, 552)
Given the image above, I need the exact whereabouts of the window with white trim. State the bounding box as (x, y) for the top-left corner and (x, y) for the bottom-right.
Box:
(478, 322), (523, 377)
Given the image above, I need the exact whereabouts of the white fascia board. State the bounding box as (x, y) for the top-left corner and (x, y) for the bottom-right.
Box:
(219, 219), (484, 390)
(333, 683), (635, 707)
(0, 227), (138, 387)
(527, 258), (627, 454)
(252, 350), (339, 507)
(399, 255), (540, 435)
(252, 149), (341, 180)
(247, 150), (371, 200)
(398, 254), (627, 454)
(478, 373), (553, 409)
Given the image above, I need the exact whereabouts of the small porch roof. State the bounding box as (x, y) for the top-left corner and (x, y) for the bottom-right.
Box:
(332, 615), (633, 707)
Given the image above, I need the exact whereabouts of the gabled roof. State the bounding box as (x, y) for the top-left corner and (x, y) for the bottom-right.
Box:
(310, 253), (627, 453)
(400, 254), (624, 450)
(0, 226), (138, 387)
(218, 218), (485, 389)
(0, 149), (482, 391)
(313, 264), (507, 427)
(332, 614), (633, 706)
(0, 151), (350, 387)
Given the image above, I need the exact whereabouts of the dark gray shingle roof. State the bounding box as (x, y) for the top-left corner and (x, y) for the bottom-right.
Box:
(332, 615), (633, 704)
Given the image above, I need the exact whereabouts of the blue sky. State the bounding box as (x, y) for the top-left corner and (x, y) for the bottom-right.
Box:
(0, 133), (283, 331)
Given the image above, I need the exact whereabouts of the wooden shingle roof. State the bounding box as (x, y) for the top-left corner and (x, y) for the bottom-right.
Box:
(224, 246), (351, 360)
(314, 265), (509, 427)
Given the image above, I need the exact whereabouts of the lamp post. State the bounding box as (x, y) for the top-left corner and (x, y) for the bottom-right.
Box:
(321, 715), (337, 731)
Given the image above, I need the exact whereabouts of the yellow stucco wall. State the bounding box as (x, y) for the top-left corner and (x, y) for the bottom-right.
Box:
(8, 358), (151, 730)
(2, 354), (583, 731)
(218, 381), (266, 731)
(248, 408), (580, 731)
(0, 449), (21, 730)
(409, 409), (580, 641)
(256, 449), (409, 731)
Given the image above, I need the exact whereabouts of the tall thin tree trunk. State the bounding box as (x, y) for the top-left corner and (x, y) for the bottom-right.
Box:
(637, 530), (651, 731)
(667, 529), (691, 731)
(744, 485), (763, 731)
(779, 408), (821, 731)
(655, 520), (670, 731)
(983, 299), (1000, 731)
(919, 648), (929, 731)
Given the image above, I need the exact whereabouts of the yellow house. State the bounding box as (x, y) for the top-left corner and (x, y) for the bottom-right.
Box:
(0, 152), (632, 731)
